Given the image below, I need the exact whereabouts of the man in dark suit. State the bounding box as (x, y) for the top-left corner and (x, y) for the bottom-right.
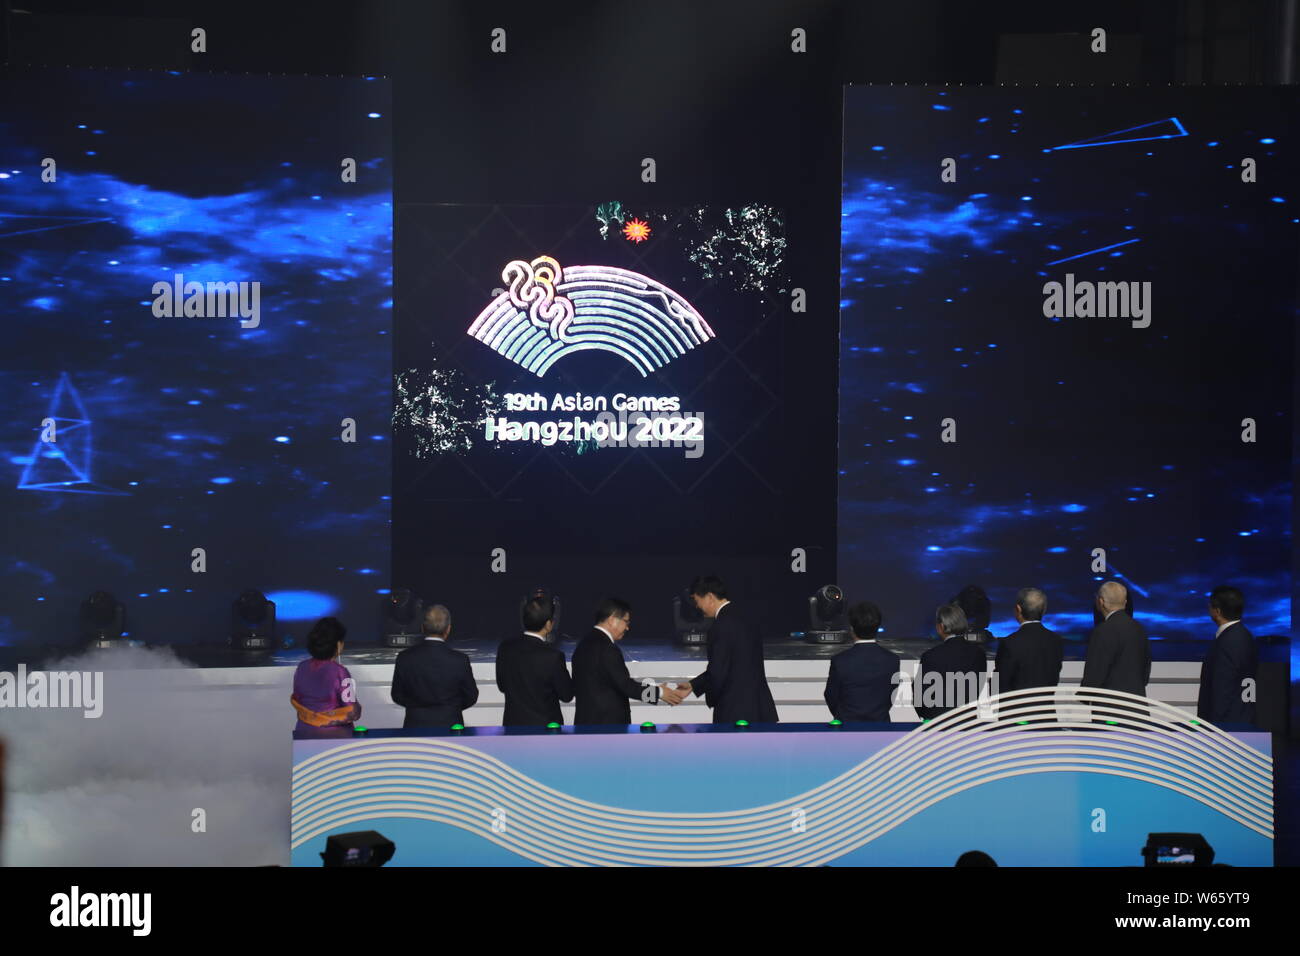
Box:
(824, 601), (899, 722)
(994, 587), (1063, 693)
(1081, 581), (1151, 723)
(678, 575), (778, 724)
(915, 603), (988, 720)
(993, 587), (1063, 725)
(495, 594), (575, 727)
(390, 604), (479, 728)
(572, 598), (684, 725)
(1197, 585), (1257, 726)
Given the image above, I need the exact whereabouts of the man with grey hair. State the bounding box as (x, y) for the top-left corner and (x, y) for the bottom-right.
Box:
(914, 603), (988, 720)
(390, 603), (480, 729)
(995, 587), (1063, 694)
(1081, 581), (1151, 720)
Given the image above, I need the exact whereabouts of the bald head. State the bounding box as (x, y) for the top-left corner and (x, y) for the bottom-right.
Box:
(1097, 581), (1127, 612)
(422, 603), (451, 638)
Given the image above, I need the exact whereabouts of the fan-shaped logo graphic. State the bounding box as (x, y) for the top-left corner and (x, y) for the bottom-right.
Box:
(468, 256), (714, 377)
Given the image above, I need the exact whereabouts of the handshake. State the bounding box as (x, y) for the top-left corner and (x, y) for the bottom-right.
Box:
(657, 680), (692, 706)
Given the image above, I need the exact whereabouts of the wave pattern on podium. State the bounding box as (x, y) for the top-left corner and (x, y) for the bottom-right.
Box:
(291, 689), (1272, 866)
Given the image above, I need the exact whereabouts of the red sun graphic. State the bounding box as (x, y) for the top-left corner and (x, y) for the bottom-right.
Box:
(622, 218), (652, 243)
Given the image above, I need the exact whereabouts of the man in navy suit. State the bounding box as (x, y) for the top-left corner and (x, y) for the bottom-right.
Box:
(915, 603), (988, 720)
(993, 587), (1063, 724)
(678, 575), (778, 724)
(994, 587), (1063, 693)
(572, 597), (684, 725)
(390, 604), (479, 728)
(1081, 581), (1150, 696)
(496, 594), (575, 726)
(1081, 581), (1151, 725)
(824, 601), (899, 722)
(1197, 585), (1257, 726)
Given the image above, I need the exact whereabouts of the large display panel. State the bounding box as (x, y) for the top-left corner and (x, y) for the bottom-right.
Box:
(839, 85), (1297, 641)
(0, 68), (392, 651)
(392, 203), (802, 640)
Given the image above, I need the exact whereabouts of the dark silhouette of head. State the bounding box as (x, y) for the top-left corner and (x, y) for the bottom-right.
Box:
(953, 585), (990, 631)
(848, 601), (882, 640)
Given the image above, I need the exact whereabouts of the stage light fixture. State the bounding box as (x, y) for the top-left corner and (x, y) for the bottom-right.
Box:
(231, 589), (276, 651)
(672, 589), (709, 646)
(79, 591), (125, 647)
(320, 830), (395, 867)
(805, 584), (851, 644)
(1141, 832), (1214, 866)
(383, 587), (423, 648)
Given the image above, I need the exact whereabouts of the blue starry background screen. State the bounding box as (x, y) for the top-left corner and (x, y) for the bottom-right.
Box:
(839, 85), (1296, 642)
(0, 68), (392, 649)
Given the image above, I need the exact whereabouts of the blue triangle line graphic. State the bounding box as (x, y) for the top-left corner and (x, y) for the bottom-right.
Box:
(1049, 117), (1188, 151)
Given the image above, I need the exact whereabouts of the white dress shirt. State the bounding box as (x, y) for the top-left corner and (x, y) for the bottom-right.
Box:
(1215, 619), (1241, 638)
